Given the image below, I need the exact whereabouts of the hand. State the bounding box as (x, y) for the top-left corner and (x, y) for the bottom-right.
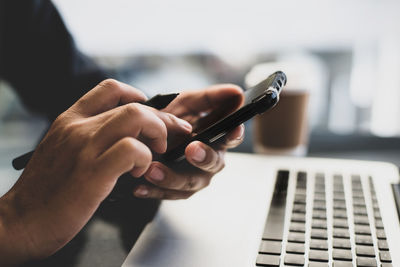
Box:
(133, 84), (245, 200)
(0, 79), (192, 265)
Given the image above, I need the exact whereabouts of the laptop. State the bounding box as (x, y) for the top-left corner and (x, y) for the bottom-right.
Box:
(122, 153), (400, 267)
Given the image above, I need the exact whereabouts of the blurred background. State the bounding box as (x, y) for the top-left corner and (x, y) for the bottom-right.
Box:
(2, 0), (400, 180)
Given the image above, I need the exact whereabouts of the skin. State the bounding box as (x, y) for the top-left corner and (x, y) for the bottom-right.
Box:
(0, 79), (244, 266)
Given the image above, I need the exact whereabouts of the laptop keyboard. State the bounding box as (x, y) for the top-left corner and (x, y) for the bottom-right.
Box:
(256, 170), (393, 267)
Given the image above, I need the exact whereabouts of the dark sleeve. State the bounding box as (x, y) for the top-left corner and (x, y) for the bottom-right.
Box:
(0, 0), (108, 120)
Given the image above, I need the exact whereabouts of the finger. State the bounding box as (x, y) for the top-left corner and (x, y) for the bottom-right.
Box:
(143, 162), (211, 191)
(163, 84), (244, 118)
(95, 137), (152, 185)
(133, 185), (195, 200)
(147, 107), (192, 135)
(71, 79), (147, 117)
(219, 124), (245, 150)
(185, 141), (226, 173)
(92, 103), (192, 154)
(91, 103), (168, 154)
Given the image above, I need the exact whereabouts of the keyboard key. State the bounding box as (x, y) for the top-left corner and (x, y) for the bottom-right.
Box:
(353, 202), (367, 208)
(296, 172), (307, 188)
(333, 219), (348, 228)
(308, 262), (328, 267)
(286, 242), (305, 254)
(375, 220), (384, 229)
(308, 250), (329, 262)
(354, 225), (371, 235)
(333, 201), (347, 210)
(294, 195), (307, 204)
(333, 261), (353, 267)
(290, 222), (306, 233)
(374, 210), (382, 219)
(312, 219), (327, 229)
(293, 204), (306, 213)
(334, 174), (343, 181)
(333, 210), (347, 219)
(256, 254), (280, 266)
(313, 206), (326, 211)
(314, 199), (326, 206)
(288, 232), (305, 243)
(333, 185), (344, 192)
(262, 171), (289, 241)
(354, 216), (370, 225)
(315, 172), (325, 180)
(296, 188), (307, 195)
(378, 240), (389, 250)
(376, 229), (387, 240)
(259, 240), (282, 255)
(314, 192), (326, 201)
(284, 253), (305, 266)
(314, 184), (325, 190)
(356, 245), (375, 257)
(334, 192), (345, 199)
(333, 238), (351, 249)
(379, 251), (392, 262)
(291, 213), (306, 223)
(310, 239), (328, 250)
(311, 229), (328, 240)
(352, 185), (362, 191)
(381, 263), (393, 267)
(354, 207), (368, 216)
(355, 235), (373, 246)
(353, 198), (366, 206)
(352, 191), (364, 198)
(312, 211), (327, 220)
(313, 201), (326, 210)
(333, 229), (350, 239)
(333, 249), (352, 261)
(356, 257), (377, 266)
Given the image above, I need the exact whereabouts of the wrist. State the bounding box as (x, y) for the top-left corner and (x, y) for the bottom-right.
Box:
(0, 191), (34, 265)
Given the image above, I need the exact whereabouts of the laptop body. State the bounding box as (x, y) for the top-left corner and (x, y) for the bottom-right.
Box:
(122, 153), (400, 267)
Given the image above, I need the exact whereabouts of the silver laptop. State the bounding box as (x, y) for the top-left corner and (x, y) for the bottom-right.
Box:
(122, 153), (400, 267)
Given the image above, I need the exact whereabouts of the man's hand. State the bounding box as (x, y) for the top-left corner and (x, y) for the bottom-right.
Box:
(0, 79), (192, 265)
(133, 84), (245, 200)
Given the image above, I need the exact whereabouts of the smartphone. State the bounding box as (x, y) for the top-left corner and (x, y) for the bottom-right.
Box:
(162, 71), (287, 167)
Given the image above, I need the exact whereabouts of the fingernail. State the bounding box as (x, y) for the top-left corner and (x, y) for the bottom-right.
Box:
(148, 166), (164, 181)
(237, 124), (245, 139)
(135, 187), (148, 196)
(178, 119), (192, 131)
(192, 146), (206, 162)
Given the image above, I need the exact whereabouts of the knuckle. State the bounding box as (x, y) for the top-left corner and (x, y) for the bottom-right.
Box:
(182, 175), (197, 191)
(152, 114), (168, 139)
(124, 103), (141, 117)
(166, 112), (178, 124)
(120, 137), (136, 150)
(99, 78), (121, 90)
(158, 121), (168, 139)
(52, 112), (71, 130)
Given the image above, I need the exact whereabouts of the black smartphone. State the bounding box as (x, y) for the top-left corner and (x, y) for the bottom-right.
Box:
(162, 70), (286, 167)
